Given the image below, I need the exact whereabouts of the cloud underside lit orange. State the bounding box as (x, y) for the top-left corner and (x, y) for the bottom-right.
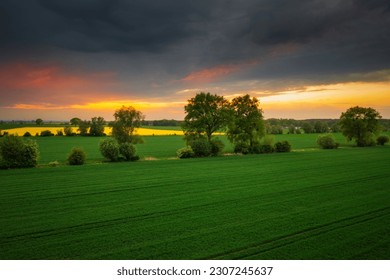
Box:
(9, 101), (186, 111)
(262, 82), (390, 106)
(182, 60), (258, 84)
(1, 62), (389, 119)
(3, 81), (389, 119)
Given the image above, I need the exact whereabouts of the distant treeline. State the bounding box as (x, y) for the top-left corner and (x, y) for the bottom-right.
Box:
(265, 118), (390, 134)
(2, 118), (390, 132)
(141, 119), (184, 127)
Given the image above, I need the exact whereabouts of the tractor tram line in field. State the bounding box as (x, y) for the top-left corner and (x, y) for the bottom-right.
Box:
(206, 207), (390, 260)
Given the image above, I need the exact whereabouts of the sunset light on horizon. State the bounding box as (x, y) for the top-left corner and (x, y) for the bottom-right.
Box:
(1, 0), (390, 121)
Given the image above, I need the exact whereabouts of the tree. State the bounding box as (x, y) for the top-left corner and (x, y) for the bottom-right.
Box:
(314, 121), (328, 133)
(35, 118), (43, 125)
(78, 120), (90, 136)
(70, 117), (81, 126)
(182, 92), (230, 142)
(339, 106), (382, 147)
(89, 116), (106, 136)
(112, 106), (144, 143)
(302, 122), (314, 134)
(227, 94), (265, 153)
(64, 126), (74, 136)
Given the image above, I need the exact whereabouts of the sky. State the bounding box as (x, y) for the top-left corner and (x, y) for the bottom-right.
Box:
(1, 0), (390, 121)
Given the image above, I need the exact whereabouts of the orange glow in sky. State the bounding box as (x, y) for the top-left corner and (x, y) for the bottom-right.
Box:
(261, 81), (390, 119)
(1, 62), (390, 120)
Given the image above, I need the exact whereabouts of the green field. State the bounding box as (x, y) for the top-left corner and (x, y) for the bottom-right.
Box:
(0, 134), (389, 259)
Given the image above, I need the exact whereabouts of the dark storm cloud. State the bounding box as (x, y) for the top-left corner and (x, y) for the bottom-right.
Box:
(246, 0), (390, 46)
(1, 0), (214, 52)
(1, 0), (390, 87)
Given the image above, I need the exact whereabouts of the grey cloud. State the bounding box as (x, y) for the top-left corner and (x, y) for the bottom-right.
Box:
(1, 0), (390, 94)
(1, 0), (214, 52)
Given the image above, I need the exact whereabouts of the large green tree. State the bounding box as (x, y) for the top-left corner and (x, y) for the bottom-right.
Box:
(339, 106), (382, 147)
(182, 92), (230, 142)
(89, 116), (106, 136)
(112, 106), (144, 143)
(227, 94), (265, 153)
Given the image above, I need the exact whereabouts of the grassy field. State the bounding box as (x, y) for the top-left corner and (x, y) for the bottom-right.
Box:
(6, 132), (352, 165)
(0, 133), (389, 259)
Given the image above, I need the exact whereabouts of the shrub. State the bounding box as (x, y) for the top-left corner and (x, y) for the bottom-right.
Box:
(0, 136), (39, 168)
(274, 141), (292, 153)
(317, 134), (339, 149)
(210, 139), (224, 156)
(64, 126), (75, 136)
(99, 138), (120, 161)
(67, 148), (86, 165)
(40, 130), (54, 137)
(234, 142), (250, 154)
(258, 144), (275, 154)
(190, 138), (212, 157)
(377, 135), (389, 146)
(23, 131), (32, 137)
(177, 147), (195, 159)
(56, 129), (64, 136)
(119, 142), (138, 161)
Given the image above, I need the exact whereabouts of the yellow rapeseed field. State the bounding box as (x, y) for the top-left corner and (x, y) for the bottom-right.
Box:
(3, 127), (184, 136)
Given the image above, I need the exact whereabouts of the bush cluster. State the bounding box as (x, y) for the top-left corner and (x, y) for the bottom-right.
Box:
(0, 135), (39, 169)
(176, 147), (195, 159)
(317, 134), (339, 149)
(190, 138), (212, 157)
(376, 135), (389, 146)
(233, 142), (250, 154)
(64, 126), (76, 136)
(274, 141), (292, 153)
(209, 139), (224, 156)
(119, 142), (139, 161)
(99, 138), (120, 161)
(40, 130), (54, 137)
(67, 148), (86, 165)
(99, 138), (139, 162)
(233, 140), (291, 155)
(178, 137), (225, 158)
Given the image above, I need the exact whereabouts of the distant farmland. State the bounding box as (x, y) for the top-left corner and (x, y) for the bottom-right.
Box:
(0, 133), (389, 259)
(2, 126), (184, 136)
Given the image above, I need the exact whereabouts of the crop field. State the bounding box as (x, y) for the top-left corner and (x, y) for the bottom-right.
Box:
(0, 133), (389, 259)
(1, 126), (184, 137)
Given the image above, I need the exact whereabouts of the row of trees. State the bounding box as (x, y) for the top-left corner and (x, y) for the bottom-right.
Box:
(181, 93), (387, 155)
(1, 92), (388, 168)
(0, 106), (144, 168)
(182, 92), (269, 155)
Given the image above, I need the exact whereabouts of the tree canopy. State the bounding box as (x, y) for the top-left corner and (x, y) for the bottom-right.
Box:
(227, 94), (265, 152)
(182, 92), (230, 142)
(35, 118), (43, 125)
(77, 120), (90, 136)
(89, 117), (106, 136)
(112, 106), (144, 143)
(70, 117), (81, 126)
(339, 106), (382, 147)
